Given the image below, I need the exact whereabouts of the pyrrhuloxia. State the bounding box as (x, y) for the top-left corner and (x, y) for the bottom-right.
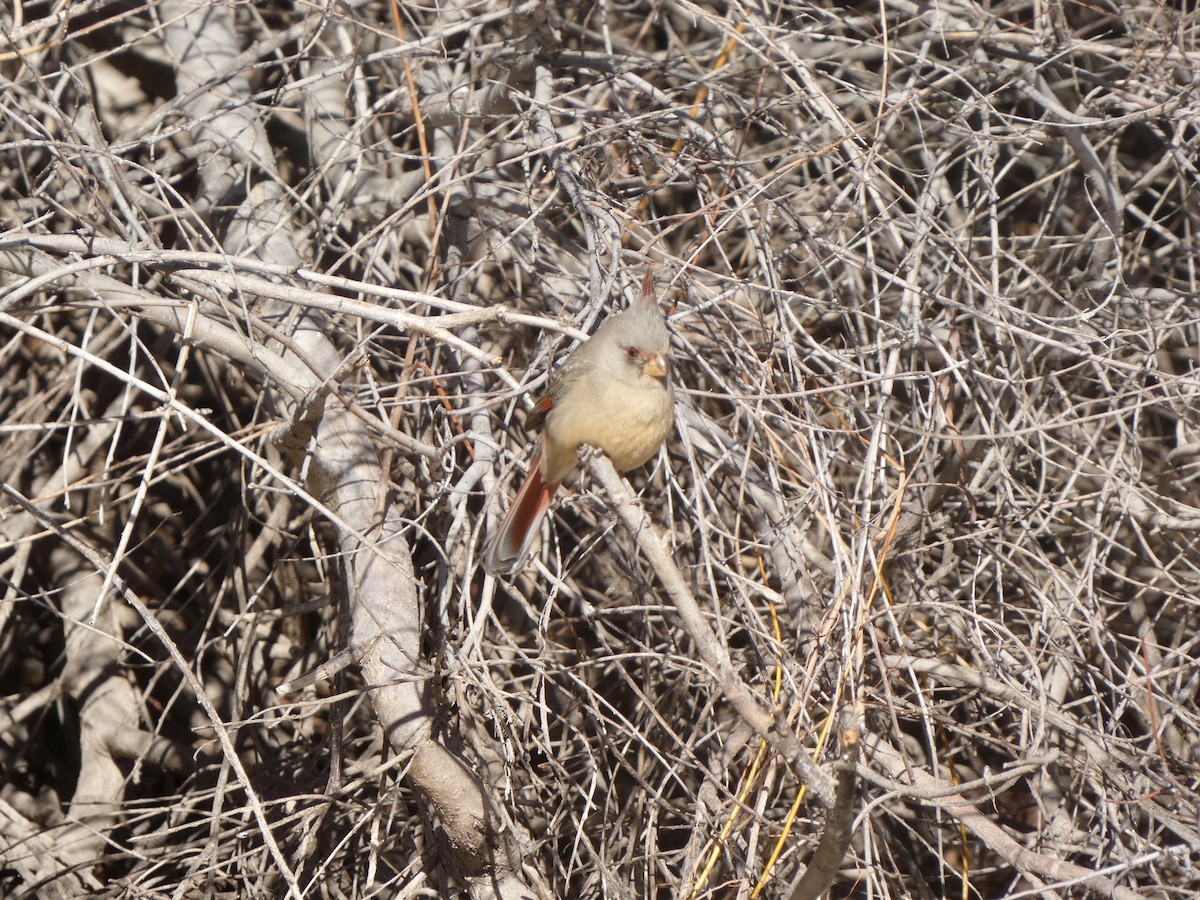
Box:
(484, 274), (675, 574)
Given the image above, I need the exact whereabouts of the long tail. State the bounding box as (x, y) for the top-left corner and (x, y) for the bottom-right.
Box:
(484, 451), (558, 574)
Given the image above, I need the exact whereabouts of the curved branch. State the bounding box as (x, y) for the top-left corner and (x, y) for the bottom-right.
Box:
(591, 456), (836, 808)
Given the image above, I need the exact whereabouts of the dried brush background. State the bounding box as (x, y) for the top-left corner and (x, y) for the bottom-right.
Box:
(2, 0), (1199, 897)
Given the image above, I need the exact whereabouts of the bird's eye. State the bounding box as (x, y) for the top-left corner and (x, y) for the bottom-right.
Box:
(624, 346), (640, 361)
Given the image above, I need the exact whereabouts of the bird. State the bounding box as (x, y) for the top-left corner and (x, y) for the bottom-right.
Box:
(484, 272), (676, 574)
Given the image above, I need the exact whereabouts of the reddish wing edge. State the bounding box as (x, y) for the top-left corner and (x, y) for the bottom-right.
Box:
(525, 395), (554, 431)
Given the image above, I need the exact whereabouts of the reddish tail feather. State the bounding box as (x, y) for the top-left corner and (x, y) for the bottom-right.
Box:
(485, 451), (558, 574)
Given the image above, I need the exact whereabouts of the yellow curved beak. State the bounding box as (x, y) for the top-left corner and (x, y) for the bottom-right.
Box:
(642, 353), (669, 379)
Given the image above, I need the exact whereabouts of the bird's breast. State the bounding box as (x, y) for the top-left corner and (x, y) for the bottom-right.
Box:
(545, 377), (674, 477)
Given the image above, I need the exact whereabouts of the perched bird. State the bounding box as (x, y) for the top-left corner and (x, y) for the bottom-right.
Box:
(485, 273), (675, 574)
